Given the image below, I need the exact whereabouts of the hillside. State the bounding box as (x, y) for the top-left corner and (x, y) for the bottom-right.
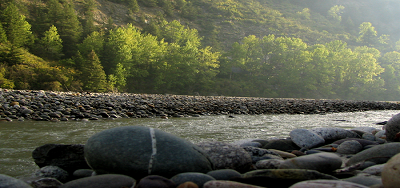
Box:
(2, 0), (400, 101)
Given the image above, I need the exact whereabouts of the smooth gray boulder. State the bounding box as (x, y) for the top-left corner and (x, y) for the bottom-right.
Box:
(289, 129), (325, 149)
(384, 113), (400, 141)
(59, 174), (135, 188)
(310, 127), (359, 142)
(279, 152), (342, 173)
(346, 143), (400, 166)
(84, 126), (214, 179)
(336, 140), (363, 154)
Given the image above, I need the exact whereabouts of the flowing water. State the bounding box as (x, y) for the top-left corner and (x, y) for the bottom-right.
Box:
(0, 110), (398, 178)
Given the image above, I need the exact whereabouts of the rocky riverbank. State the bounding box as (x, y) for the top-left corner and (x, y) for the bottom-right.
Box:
(1, 89), (400, 122)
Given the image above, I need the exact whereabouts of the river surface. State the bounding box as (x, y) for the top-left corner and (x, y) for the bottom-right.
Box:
(0, 110), (398, 178)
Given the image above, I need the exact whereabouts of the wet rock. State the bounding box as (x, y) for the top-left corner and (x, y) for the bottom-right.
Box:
(32, 144), (89, 175)
(170, 172), (215, 188)
(279, 152), (342, 173)
(203, 180), (265, 188)
(72, 169), (94, 179)
(362, 133), (376, 141)
(346, 143), (400, 166)
(385, 113), (400, 142)
(236, 169), (337, 188)
(262, 139), (300, 152)
(255, 159), (284, 169)
(30, 178), (63, 188)
(332, 138), (379, 148)
(206, 169), (242, 180)
(336, 140), (363, 154)
(360, 164), (385, 176)
(59, 174), (136, 188)
(136, 175), (176, 188)
(289, 129), (325, 149)
(342, 174), (382, 187)
(85, 126), (214, 179)
(310, 127), (359, 143)
(289, 179), (370, 188)
(0, 174), (33, 188)
(197, 141), (252, 173)
(34, 166), (69, 183)
(241, 146), (282, 163)
(268, 149), (297, 158)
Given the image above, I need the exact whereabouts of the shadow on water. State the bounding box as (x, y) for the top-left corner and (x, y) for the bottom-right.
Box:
(0, 110), (397, 178)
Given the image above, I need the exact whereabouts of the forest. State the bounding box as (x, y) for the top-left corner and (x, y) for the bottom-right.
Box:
(1, 0), (400, 101)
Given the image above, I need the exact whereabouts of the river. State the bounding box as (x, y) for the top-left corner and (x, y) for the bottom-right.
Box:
(0, 110), (398, 178)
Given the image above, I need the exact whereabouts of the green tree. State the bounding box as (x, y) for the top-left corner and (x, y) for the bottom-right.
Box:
(0, 2), (33, 47)
(0, 22), (6, 43)
(82, 0), (98, 37)
(47, 0), (82, 58)
(35, 25), (63, 60)
(78, 31), (104, 58)
(380, 51), (400, 100)
(357, 22), (378, 46)
(81, 50), (108, 92)
(328, 5), (344, 22)
(128, 0), (139, 13)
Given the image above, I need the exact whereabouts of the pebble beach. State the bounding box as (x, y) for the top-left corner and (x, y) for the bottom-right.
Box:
(2, 89), (400, 188)
(0, 89), (400, 121)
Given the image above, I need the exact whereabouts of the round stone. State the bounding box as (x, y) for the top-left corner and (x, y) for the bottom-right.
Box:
(204, 180), (265, 188)
(289, 129), (325, 149)
(279, 152), (342, 173)
(170, 172), (215, 188)
(384, 113), (400, 141)
(136, 175), (176, 188)
(0, 174), (33, 188)
(196, 141), (252, 173)
(59, 174), (136, 188)
(206, 169), (242, 180)
(84, 126), (214, 179)
(336, 140), (363, 154)
(310, 127), (359, 142)
(289, 179), (369, 188)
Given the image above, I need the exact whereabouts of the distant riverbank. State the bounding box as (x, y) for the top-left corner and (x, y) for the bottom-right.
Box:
(0, 89), (399, 122)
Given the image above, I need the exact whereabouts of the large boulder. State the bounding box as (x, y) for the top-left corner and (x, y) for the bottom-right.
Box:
(289, 129), (325, 149)
(84, 126), (214, 179)
(384, 113), (400, 141)
(310, 127), (359, 143)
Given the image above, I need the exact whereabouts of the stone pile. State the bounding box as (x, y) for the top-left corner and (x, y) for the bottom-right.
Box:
(0, 89), (400, 122)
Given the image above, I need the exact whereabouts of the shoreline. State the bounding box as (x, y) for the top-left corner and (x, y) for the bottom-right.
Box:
(1, 89), (400, 121)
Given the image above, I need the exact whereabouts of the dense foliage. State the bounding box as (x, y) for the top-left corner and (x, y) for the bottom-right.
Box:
(1, 0), (400, 101)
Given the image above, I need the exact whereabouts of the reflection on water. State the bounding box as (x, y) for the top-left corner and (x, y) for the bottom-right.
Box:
(0, 110), (398, 177)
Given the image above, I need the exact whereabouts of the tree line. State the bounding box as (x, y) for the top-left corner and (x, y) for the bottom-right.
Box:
(1, 0), (400, 101)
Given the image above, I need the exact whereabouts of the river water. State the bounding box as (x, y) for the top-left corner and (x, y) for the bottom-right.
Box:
(0, 110), (398, 178)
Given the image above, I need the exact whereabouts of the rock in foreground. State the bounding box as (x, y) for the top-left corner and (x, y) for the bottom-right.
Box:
(84, 126), (214, 179)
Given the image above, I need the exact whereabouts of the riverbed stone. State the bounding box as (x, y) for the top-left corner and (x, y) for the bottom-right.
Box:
(279, 152), (342, 173)
(310, 127), (360, 142)
(59, 174), (136, 188)
(196, 141), (252, 173)
(332, 138), (379, 148)
(382, 152), (400, 188)
(85, 126), (214, 179)
(385, 113), (400, 141)
(262, 139), (300, 152)
(203, 180), (265, 188)
(170, 172), (215, 188)
(135, 175), (176, 188)
(0, 174), (33, 188)
(360, 164), (385, 176)
(255, 159), (284, 169)
(289, 179), (370, 188)
(32, 144), (89, 174)
(289, 129), (325, 149)
(342, 174), (382, 187)
(34, 165), (69, 183)
(346, 143), (400, 166)
(336, 140), (363, 154)
(241, 146), (282, 163)
(30, 177), (63, 188)
(206, 169), (242, 180)
(236, 169), (338, 188)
